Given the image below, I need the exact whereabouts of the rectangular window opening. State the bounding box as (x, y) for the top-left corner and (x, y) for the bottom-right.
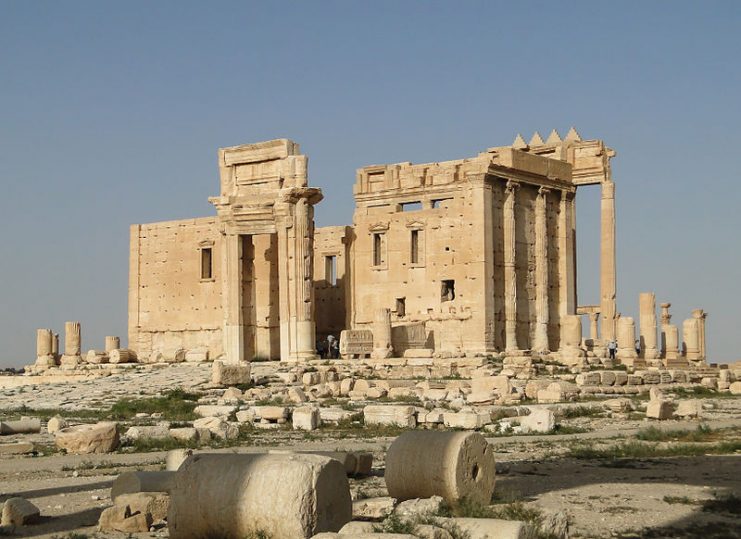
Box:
(201, 248), (213, 280)
(410, 229), (420, 264)
(441, 279), (455, 302)
(325, 255), (337, 286)
(373, 233), (383, 266)
(432, 198), (453, 209)
(396, 297), (406, 317)
(401, 201), (423, 212)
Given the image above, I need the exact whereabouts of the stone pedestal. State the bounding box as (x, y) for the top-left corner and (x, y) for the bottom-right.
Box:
(60, 321), (82, 367)
(639, 292), (659, 361)
(371, 308), (393, 359)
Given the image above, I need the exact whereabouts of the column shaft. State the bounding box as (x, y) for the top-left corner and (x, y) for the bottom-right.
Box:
(533, 187), (549, 353)
(600, 181), (617, 341)
(503, 181), (518, 352)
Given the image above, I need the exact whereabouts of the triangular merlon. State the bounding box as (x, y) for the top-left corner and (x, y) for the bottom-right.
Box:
(529, 132), (544, 146)
(546, 129), (562, 144)
(512, 134), (528, 149)
(564, 127), (582, 142)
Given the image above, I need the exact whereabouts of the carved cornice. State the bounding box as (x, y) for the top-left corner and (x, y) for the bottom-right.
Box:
(368, 222), (390, 233)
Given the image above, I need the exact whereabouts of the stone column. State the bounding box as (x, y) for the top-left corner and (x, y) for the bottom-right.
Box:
(558, 191), (576, 317)
(659, 302), (671, 358)
(61, 321), (82, 367)
(276, 187), (323, 362)
(52, 333), (59, 358)
(533, 187), (550, 354)
(222, 233), (245, 363)
(35, 329), (54, 367)
(683, 318), (701, 362)
(639, 292), (659, 361)
(663, 324), (685, 367)
(372, 308), (393, 359)
(692, 309), (707, 362)
(105, 336), (120, 353)
(503, 181), (519, 352)
(589, 313), (599, 341)
(293, 198), (316, 359)
(616, 316), (639, 365)
(600, 180), (617, 342)
(662, 324), (679, 360)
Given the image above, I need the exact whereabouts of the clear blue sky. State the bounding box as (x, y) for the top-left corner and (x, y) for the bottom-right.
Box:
(1, 1), (739, 367)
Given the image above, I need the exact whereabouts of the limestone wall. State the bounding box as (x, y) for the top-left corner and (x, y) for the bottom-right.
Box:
(129, 218), (224, 360)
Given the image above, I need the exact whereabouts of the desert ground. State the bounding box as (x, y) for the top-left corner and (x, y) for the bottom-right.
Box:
(0, 362), (739, 539)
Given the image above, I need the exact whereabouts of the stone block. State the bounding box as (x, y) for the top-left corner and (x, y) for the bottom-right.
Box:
(194, 405), (237, 418)
(212, 360), (251, 386)
(1, 497), (40, 526)
(98, 504), (152, 533)
(125, 425), (171, 441)
(170, 427), (198, 442)
(55, 422), (119, 454)
(253, 406), (289, 421)
(519, 409), (555, 433)
(293, 407), (320, 431)
(192, 417), (239, 439)
(352, 497), (396, 520)
(729, 381), (741, 395)
(646, 400), (674, 420)
(111, 471), (176, 500)
(442, 410), (490, 429)
(47, 415), (69, 434)
(364, 405), (416, 428)
(675, 400), (703, 418)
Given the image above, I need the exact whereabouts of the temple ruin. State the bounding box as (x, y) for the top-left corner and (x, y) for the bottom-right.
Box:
(123, 129), (706, 366)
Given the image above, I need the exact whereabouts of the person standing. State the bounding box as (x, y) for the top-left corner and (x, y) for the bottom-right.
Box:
(608, 340), (617, 361)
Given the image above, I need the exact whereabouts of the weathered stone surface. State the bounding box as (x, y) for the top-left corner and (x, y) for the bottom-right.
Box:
(109, 348), (137, 364)
(111, 471), (176, 500)
(729, 382), (741, 395)
(212, 360), (251, 385)
(98, 504), (152, 533)
(0, 442), (35, 455)
(675, 400), (703, 418)
(394, 496), (445, 519)
(293, 406), (320, 431)
(55, 422), (119, 454)
(443, 410), (490, 429)
(364, 405), (416, 428)
(1, 497), (40, 526)
(0, 417), (41, 435)
(168, 453), (352, 539)
(646, 400), (674, 420)
(447, 518), (529, 539)
(124, 425), (170, 441)
(385, 431), (496, 505)
(194, 404), (237, 418)
(166, 448), (193, 471)
(352, 497), (396, 521)
(192, 417), (239, 439)
(519, 409), (555, 433)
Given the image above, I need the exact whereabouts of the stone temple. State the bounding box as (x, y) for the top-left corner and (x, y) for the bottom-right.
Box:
(124, 129), (705, 367)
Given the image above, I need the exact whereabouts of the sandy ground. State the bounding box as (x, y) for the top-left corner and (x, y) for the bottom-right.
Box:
(0, 363), (739, 538)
